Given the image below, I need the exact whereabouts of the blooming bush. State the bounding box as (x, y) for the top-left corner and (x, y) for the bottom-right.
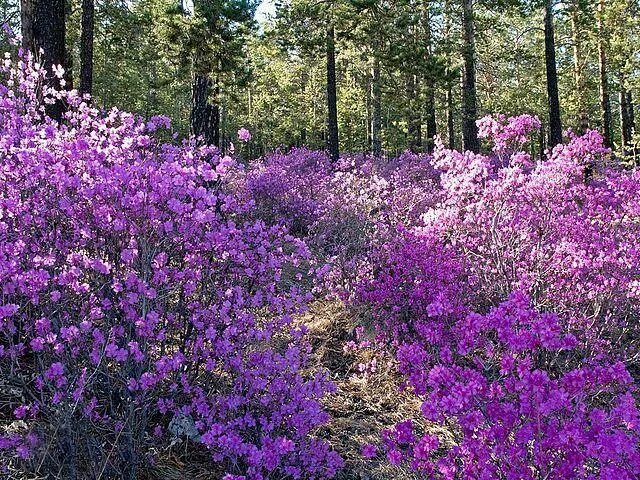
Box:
(3, 45), (638, 480)
(477, 113), (541, 158)
(239, 148), (443, 297)
(0, 54), (342, 479)
(351, 115), (640, 478)
(357, 235), (640, 478)
(419, 120), (640, 360)
(240, 148), (332, 236)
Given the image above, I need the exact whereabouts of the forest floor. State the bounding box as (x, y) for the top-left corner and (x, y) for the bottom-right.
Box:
(302, 300), (421, 480)
(145, 300), (446, 480)
(302, 300), (454, 480)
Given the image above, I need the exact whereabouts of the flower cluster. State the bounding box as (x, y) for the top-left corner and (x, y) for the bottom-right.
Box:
(238, 127), (252, 142)
(0, 53), (341, 479)
(358, 235), (640, 477)
(348, 116), (640, 478)
(422, 125), (640, 360)
(477, 113), (541, 155)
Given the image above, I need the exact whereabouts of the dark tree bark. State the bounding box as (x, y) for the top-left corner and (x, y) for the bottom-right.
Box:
(425, 87), (437, 153)
(21, 0), (67, 121)
(446, 82), (455, 149)
(544, 0), (563, 148)
(190, 74), (220, 146)
(443, 0), (455, 150)
(571, 3), (588, 133)
(406, 74), (421, 152)
(371, 56), (382, 157)
(629, 92), (636, 133)
(620, 85), (635, 155)
(423, 3), (437, 153)
(79, 0), (94, 97)
(461, 0), (479, 152)
(326, 25), (339, 162)
(597, 0), (612, 147)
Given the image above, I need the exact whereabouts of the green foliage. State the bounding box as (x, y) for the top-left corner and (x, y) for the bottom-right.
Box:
(33, 0), (640, 156)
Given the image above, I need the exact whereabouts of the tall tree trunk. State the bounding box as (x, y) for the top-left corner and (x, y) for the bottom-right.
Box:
(326, 24), (339, 162)
(461, 0), (479, 152)
(425, 87), (437, 153)
(597, 0), (612, 147)
(79, 0), (94, 97)
(544, 0), (562, 148)
(571, 4), (588, 132)
(620, 83), (635, 155)
(371, 56), (382, 157)
(21, 0), (67, 121)
(446, 82), (455, 149)
(629, 91), (636, 139)
(620, 87), (631, 150)
(423, 2), (437, 153)
(406, 74), (421, 152)
(190, 74), (219, 146)
(444, 0), (455, 150)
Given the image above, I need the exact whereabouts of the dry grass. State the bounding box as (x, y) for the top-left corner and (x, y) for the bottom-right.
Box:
(300, 300), (451, 480)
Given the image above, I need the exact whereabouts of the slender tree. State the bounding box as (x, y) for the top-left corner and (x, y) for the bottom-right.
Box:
(326, 24), (339, 161)
(544, 0), (562, 147)
(79, 0), (95, 96)
(444, 0), (456, 149)
(20, 0), (67, 121)
(570, 0), (588, 132)
(177, 0), (256, 146)
(191, 73), (220, 145)
(423, 0), (437, 152)
(597, 0), (612, 147)
(371, 55), (382, 156)
(620, 83), (636, 155)
(461, 0), (479, 152)
(406, 73), (421, 151)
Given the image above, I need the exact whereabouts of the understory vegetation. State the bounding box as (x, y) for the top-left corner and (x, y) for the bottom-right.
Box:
(0, 53), (639, 479)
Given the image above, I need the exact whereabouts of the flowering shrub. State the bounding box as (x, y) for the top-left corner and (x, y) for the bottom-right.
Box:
(240, 148), (332, 236)
(0, 54), (342, 478)
(422, 123), (640, 360)
(357, 236), (640, 478)
(477, 113), (541, 157)
(351, 115), (640, 478)
(6, 44), (637, 479)
(239, 149), (443, 297)
(238, 127), (252, 142)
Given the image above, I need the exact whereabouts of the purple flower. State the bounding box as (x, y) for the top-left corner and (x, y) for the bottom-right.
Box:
(237, 127), (252, 142)
(361, 443), (377, 458)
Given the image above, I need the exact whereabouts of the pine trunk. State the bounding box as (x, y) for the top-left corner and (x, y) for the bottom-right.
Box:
(597, 0), (612, 147)
(371, 56), (382, 157)
(544, 0), (563, 148)
(629, 91), (636, 138)
(80, 0), (94, 97)
(446, 83), (455, 149)
(461, 0), (479, 152)
(425, 88), (437, 153)
(620, 85), (636, 155)
(406, 74), (421, 152)
(571, 5), (588, 132)
(190, 74), (220, 146)
(423, 3), (437, 153)
(21, 0), (67, 121)
(326, 25), (339, 162)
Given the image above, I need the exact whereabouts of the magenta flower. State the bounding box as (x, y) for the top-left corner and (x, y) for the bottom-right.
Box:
(238, 127), (252, 142)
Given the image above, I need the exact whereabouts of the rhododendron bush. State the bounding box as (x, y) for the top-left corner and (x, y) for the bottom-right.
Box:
(0, 56), (342, 478)
(234, 114), (640, 477)
(2, 50), (640, 480)
(352, 118), (640, 478)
